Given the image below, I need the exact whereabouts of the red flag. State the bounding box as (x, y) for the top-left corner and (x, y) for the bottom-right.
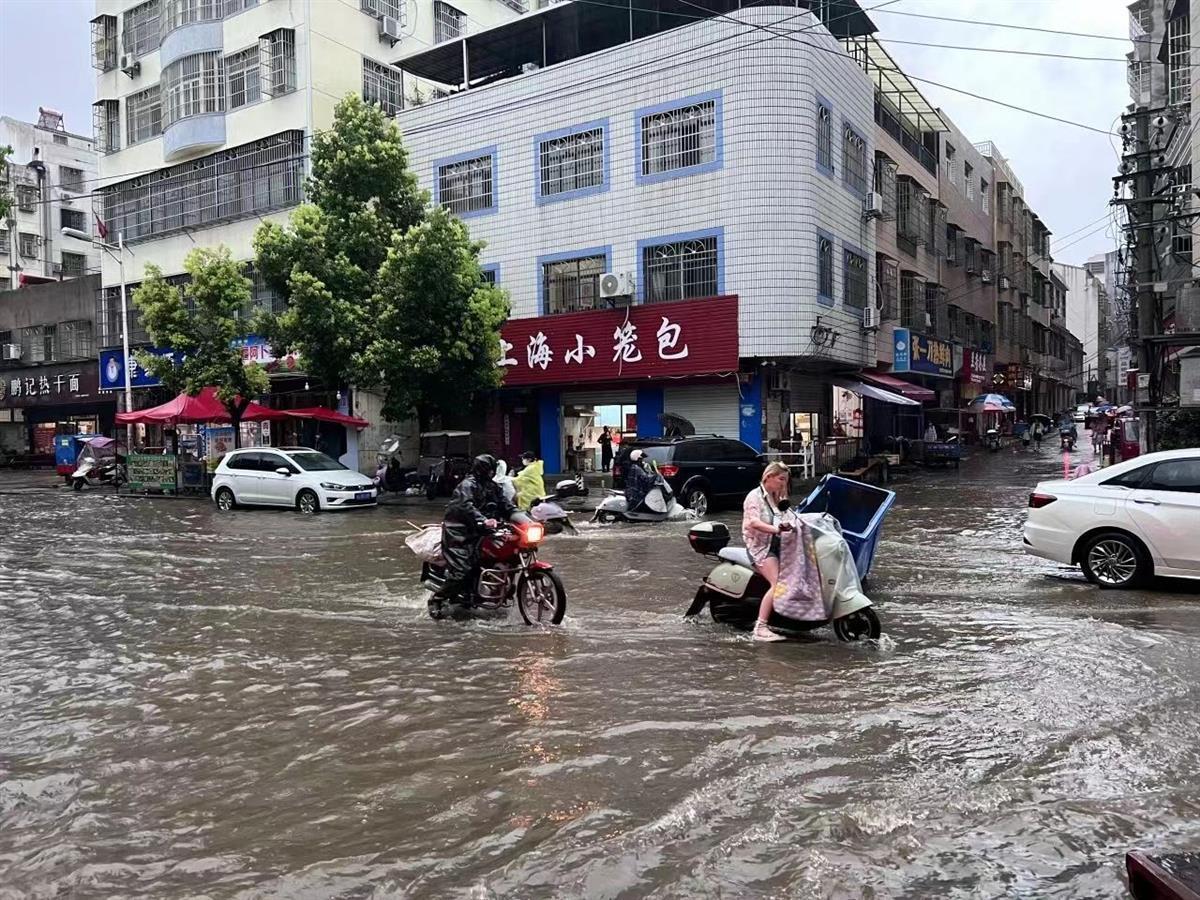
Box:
(94, 213), (108, 240)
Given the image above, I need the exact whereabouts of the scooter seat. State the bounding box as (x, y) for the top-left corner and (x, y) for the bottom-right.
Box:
(718, 547), (755, 569)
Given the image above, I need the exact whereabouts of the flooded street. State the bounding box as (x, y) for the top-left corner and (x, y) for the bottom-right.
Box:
(2, 447), (1199, 899)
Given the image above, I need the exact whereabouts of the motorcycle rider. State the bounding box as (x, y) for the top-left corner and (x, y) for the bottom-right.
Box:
(623, 449), (659, 513)
(434, 454), (518, 610)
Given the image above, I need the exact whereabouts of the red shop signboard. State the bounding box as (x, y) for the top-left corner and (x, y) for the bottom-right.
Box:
(960, 348), (992, 385)
(498, 295), (739, 386)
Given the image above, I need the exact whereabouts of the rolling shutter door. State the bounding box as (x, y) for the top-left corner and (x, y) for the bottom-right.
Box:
(664, 383), (740, 438)
(788, 373), (827, 413)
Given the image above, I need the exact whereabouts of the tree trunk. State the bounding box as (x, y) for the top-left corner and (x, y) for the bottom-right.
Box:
(230, 399), (250, 449)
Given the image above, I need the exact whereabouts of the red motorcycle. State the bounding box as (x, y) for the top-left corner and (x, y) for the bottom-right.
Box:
(421, 519), (567, 625)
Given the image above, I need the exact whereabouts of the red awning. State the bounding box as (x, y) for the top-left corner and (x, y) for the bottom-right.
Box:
(284, 407), (370, 429)
(860, 371), (937, 402)
(115, 387), (287, 425)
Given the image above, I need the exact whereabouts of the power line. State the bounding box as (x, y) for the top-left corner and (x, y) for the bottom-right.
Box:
(870, 8), (1160, 47)
(878, 38), (1128, 64)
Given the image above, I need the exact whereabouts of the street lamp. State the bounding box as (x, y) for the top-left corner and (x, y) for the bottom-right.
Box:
(62, 227), (133, 448)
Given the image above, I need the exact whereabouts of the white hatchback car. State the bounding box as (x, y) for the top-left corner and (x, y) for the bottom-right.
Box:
(1023, 448), (1200, 588)
(211, 447), (378, 514)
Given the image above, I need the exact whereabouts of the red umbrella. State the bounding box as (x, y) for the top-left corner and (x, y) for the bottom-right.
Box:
(284, 407), (370, 429)
(116, 387), (286, 425)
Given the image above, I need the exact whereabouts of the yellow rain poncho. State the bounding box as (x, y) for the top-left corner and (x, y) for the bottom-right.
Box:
(513, 459), (545, 511)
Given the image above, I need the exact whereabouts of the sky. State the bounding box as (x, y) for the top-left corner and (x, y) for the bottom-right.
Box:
(0, 0), (1130, 265)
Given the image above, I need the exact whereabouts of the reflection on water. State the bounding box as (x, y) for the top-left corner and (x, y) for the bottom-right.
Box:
(1, 447), (1199, 898)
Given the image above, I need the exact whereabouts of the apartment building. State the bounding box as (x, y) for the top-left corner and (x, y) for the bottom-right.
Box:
(393, 1), (881, 468)
(1, 109), (101, 289)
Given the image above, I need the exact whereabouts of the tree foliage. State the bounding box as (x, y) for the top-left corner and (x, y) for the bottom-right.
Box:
(0, 145), (14, 222)
(1156, 408), (1200, 450)
(132, 247), (269, 444)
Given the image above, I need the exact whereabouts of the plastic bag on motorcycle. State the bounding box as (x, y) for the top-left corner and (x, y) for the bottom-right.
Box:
(405, 526), (444, 563)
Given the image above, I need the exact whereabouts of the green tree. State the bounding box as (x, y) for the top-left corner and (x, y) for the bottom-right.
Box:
(132, 247), (269, 447)
(1156, 408), (1200, 450)
(362, 207), (510, 422)
(0, 145), (14, 222)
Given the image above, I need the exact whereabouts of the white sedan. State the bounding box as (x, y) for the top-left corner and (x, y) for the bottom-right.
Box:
(211, 447), (378, 514)
(1023, 449), (1200, 588)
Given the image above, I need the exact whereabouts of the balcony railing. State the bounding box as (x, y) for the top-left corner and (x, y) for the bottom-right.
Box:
(874, 98), (937, 174)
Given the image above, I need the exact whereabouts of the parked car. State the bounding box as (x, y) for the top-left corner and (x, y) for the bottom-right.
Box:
(1023, 449), (1200, 588)
(211, 447), (378, 514)
(612, 436), (766, 515)
(1073, 404), (1090, 424)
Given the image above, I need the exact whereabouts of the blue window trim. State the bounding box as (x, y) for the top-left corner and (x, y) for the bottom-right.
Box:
(433, 145), (499, 219)
(536, 245), (611, 316)
(815, 92), (835, 180)
(635, 226), (725, 304)
(816, 227), (836, 308)
(481, 263), (500, 284)
(533, 118), (610, 205)
(840, 118), (869, 198)
(842, 240), (867, 309)
(633, 89), (723, 186)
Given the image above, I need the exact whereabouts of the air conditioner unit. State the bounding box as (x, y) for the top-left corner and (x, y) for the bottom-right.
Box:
(862, 305), (880, 330)
(981, 268), (993, 284)
(119, 56), (140, 78)
(599, 272), (634, 300)
(863, 192), (884, 219)
(767, 368), (790, 394)
(999, 276), (1011, 290)
(1, 344), (21, 361)
(379, 15), (402, 45)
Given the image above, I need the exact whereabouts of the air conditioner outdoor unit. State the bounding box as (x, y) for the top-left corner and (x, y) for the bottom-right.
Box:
(1, 343), (21, 361)
(999, 276), (1011, 290)
(862, 305), (880, 330)
(379, 15), (402, 45)
(981, 268), (993, 284)
(863, 192), (884, 219)
(599, 272), (634, 300)
(767, 368), (790, 394)
(119, 55), (140, 78)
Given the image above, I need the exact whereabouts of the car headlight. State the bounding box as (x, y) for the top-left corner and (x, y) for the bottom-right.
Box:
(320, 482), (349, 491)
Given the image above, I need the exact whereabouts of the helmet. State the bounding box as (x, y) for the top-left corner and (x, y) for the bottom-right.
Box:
(629, 449), (644, 463)
(472, 454), (498, 480)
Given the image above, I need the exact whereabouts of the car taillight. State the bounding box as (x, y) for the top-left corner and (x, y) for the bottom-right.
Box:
(523, 523), (545, 544)
(659, 464), (679, 478)
(1028, 492), (1058, 509)
(613, 465), (622, 477)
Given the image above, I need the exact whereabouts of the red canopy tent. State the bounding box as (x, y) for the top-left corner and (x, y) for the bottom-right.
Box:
(284, 407), (370, 429)
(115, 387), (287, 425)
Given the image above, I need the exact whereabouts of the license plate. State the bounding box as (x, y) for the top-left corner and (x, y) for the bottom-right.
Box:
(355, 491), (373, 501)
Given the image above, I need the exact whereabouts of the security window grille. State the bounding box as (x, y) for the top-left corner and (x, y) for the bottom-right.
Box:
(896, 178), (926, 246)
(877, 257), (898, 318)
(434, 1), (466, 42)
(930, 202), (947, 259)
(93, 100), (120, 154)
(844, 249), (867, 309)
(965, 162), (975, 202)
(944, 142), (956, 187)
(1169, 15), (1190, 106)
(0, 231), (8, 255)
(1173, 220), (1193, 257)
(998, 183), (1012, 224)
(122, 0), (161, 58)
(21, 325), (56, 364)
(946, 225), (960, 266)
(1128, 60), (1151, 97)
(981, 322), (994, 352)
(243, 265), (286, 316)
(874, 154), (897, 220)
(92, 15), (118, 71)
(900, 272), (922, 330)
(224, 0), (258, 12)
(965, 239), (980, 274)
(362, 58), (402, 116)
(162, 0), (221, 33)
(543, 255), (605, 314)
(60, 253), (88, 278)
(361, 0), (403, 18)
(56, 319), (93, 358)
(1175, 163), (1193, 206)
(842, 126), (867, 194)
(480, 269), (497, 286)
(59, 166), (85, 193)
(643, 236), (719, 304)
(60, 208), (86, 233)
(818, 236), (834, 299)
(226, 47), (261, 109)
(924, 283), (941, 336)
(948, 305), (960, 341)
(641, 100), (716, 177)
(816, 103), (832, 173)
(16, 184), (37, 212)
(18, 233), (38, 259)
(259, 29), (296, 97)
(126, 85), (163, 144)
(981, 178), (990, 212)
(163, 52), (225, 127)
(539, 128), (603, 197)
(438, 154), (493, 215)
(97, 284), (152, 347)
(97, 130), (304, 244)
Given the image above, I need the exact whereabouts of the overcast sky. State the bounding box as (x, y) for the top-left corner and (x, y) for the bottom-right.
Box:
(0, 0), (1128, 265)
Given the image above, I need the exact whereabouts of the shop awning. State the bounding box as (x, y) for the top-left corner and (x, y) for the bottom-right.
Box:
(115, 387), (287, 425)
(860, 371), (936, 402)
(831, 377), (920, 407)
(285, 407), (370, 429)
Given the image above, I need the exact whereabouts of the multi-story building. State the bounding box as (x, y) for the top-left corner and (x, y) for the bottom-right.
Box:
(1, 108), (101, 288)
(1055, 262), (1112, 402)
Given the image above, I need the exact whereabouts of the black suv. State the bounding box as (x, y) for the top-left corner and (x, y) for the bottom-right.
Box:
(612, 436), (766, 515)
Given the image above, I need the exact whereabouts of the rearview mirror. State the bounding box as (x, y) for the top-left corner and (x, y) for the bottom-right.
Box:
(275, 467), (292, 476)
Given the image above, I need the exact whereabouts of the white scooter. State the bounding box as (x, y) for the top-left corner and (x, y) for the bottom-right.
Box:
(592, 470), (694, 524)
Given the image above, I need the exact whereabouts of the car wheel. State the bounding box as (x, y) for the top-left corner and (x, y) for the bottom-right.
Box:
(683, 486), (709, 517)
(215, 487), (236, 511)
(1080, 531), (1149, 589)
(297, 488), (320, 515)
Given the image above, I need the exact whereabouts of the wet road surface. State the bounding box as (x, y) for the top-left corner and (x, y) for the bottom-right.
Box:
(1, 444), (1198, 898)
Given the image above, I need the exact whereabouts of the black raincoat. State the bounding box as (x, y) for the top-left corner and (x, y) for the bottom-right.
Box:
(623, 462), (658, 513)
(438, 473), (518, 600)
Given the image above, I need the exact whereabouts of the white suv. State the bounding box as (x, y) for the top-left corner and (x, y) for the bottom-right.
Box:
(212, 447), (378, 514)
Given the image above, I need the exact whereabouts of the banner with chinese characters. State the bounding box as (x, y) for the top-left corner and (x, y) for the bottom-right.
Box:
(0, 363), (103, 408)
(498, 295), (739, 386)
(892, 328), (954, 378)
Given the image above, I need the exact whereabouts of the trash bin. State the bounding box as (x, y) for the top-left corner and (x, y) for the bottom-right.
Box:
(798, 475), (896, 578)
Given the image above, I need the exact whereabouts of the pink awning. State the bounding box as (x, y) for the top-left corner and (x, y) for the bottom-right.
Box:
(284, 407), (370, 429)
(115, 387), (287, 425)
(860, 371), (936, 402)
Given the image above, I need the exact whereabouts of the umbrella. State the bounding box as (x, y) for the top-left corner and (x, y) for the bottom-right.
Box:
(284, 407), (370, 429)
(1030, 413), (1053, 425)
(1092, 403), (1115, 413)
(968, 393), (1016, 413)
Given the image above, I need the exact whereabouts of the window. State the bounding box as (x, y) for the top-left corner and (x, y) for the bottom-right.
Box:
(224, 0), (258, 12)
(259, 29), (296, 97)
(16, 184), (37, 212)
(1128, 59), (1151, 98)
(1172, 220), (1192, 258)
(543, 255), (605, 314)
(225, 47), (261, 109)
(227, 452), (260, 471)
(56, 319), (92, 357)
(437, 152), (495, 216)
(944, 142), (956, 186)
(59, 166), (85, 193)
(162, 0), (222, 33)
(18, 233), (38, 259)
(60, 208), (86, 232)
(1169, 14), (1190, 106)
(480, 267), (497, 286)
(816, 101), (833, 174)
(1103, 465), (1151, 489)
(91, 15), (117, 71)
(434, 1), (466, 42)
(93, 99), (120, 154)
(0, 230), (8, 255)
(640, 97), (718, 178)
(163, 52), (225, 127)
(126, 85), (163, 144)
(20, 325), (56, 363)
(981, 178), (990, 212)
(964, 162), (974, 202)
(643, 235), (719, 304)
(361, 0), (402, 18)
(874, 153), (897, 220)
(900, 272), (922, 329)
(842, 125), (867, 195)
(947, 305), (960, 341)
(876, 256), (898, 318)
(60, 253), (88, 278)
(97, 130), (304, 244)
(362, 58), (402, 116)
(538, 126), (604, 199)
(844, 249), (867, 309)
(54, 134), (68, 146)
(122, 0), (160, 58)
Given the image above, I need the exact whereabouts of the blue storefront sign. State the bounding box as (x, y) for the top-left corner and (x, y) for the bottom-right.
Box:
(892, 328), (953, 378)
(98, 347), (185, 391)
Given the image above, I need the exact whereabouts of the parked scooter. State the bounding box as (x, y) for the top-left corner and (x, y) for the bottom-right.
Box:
(985, 428), (1002, 452)
(374, 435), (410, 494)
(71, 437), (124, 491)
